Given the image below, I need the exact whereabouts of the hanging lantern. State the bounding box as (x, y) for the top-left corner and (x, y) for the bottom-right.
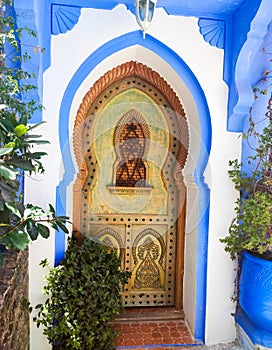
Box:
(135, 0), (157, 39)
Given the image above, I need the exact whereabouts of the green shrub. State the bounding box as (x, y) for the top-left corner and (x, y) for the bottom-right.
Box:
(33, 237), (131, 350)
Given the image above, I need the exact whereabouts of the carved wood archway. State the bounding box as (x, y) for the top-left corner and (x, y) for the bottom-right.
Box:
(73, 61), (189, 310)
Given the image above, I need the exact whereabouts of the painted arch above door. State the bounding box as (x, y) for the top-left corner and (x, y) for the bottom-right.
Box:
(56, 33), (212, 340)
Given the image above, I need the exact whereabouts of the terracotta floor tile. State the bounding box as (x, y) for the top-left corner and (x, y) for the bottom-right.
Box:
(114, 306), (203, 348)
(114, 316), (201, 349)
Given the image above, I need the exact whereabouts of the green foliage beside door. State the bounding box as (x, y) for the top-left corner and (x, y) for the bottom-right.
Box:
(33, 237), (131, 350)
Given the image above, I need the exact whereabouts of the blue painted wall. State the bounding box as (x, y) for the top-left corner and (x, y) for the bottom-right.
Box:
(227, 0), (262, 130)
(13, 0), (262, 127)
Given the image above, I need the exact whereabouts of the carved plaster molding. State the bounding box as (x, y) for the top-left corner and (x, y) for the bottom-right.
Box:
(107, 186), (153, 195)
(51, 4), (81, 35)
(198, 18), (225, 49)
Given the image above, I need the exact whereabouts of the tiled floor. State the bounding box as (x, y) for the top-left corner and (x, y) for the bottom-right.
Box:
(114, 307), (202, 350)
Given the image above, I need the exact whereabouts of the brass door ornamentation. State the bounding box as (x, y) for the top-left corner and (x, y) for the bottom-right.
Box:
(73, 61), (188, 309)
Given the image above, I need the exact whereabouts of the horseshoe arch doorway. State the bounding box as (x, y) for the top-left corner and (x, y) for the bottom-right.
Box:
(73, 61), (189, 311)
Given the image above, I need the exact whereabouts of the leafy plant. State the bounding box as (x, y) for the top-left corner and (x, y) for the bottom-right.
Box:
(220, 92), (272, 260)
(33, 237), (131, 350)
(0, 0), (69, 264)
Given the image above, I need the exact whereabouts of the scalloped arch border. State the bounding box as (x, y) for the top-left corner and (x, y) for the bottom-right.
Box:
(114, 109), (151, 151)
(73, 61), (188, 185)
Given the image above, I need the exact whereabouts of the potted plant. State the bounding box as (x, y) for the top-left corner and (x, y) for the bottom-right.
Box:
(33, 236), (131, 350)
(220, 92), (272, 347)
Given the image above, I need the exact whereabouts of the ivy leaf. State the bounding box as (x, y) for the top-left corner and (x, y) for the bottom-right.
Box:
(8, 231), (29, 250)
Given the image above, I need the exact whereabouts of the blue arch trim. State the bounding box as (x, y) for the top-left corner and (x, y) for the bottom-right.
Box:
(56, 30), (211, 342)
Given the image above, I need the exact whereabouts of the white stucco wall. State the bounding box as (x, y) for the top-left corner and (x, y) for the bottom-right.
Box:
(26, 5), (240, 349)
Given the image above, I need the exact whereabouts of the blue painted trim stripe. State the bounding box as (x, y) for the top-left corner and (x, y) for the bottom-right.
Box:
(54, 186), (66, 266)
(193, 101), (211, 342)
(194, 185), (210, 341)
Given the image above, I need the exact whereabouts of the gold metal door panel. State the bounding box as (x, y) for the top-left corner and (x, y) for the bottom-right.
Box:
(124, 223), (176, 307)
(87, 223), (126, 261)
(86, 216), (176, 307)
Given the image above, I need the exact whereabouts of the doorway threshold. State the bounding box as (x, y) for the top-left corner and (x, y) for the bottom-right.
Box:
(117, 307), (184, 322)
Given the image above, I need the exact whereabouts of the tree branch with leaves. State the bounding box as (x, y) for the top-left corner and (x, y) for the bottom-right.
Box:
(0, 0), (69, 264)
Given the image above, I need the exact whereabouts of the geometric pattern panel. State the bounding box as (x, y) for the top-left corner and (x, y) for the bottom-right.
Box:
(114, 110), (150, 187)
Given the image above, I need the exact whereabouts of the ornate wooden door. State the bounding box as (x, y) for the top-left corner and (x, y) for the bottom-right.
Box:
(73, 62), (188, 308)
